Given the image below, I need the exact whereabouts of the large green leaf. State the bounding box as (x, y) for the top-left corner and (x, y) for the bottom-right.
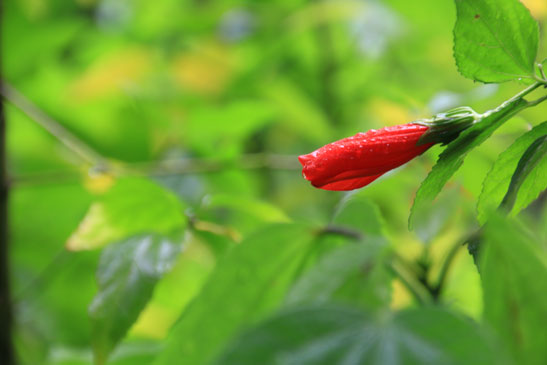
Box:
(412, 186), (460, 244)
(478, 121), (547, 223)
(481, 216), (547, 365)
(215, 305), (501, 365)
(89, 235), (181, 364)
(67, 178), (186, 250)
(285, 240), (390, 310)
(500, 135), (547, 213)
(286, 194), (390, 310)
(155, 223), (316, 365)
(410, 97), (528, 229)
(331, 193), (386, 236)
(10, 182), (95, 355)
(453, 0), (539, 83)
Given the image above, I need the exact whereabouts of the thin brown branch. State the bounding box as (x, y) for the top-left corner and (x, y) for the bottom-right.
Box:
(0, 2), (14, 359)
(10, 153), (302, 187)
(0, 83), (301, 187)
(121, 153), (301, 176)
(0, 98), (13, 365)
(318, 225), (363, 241)
(0, 82), (105, 166)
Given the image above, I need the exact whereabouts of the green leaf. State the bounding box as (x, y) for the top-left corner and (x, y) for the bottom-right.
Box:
(184, 100), (276, 157)
(215, 305), (501, 365)
(89, 235), (181, 365)
(197, 194), (291, 239)
(410, 97), (528, 229)
(500, 135), (547, 213)
(286, 194), (390, 309)
(478, 121), (547, 222)
(453, 0), (539, 83)
(331, 193), (386, 236)
(285, 240), (390, 310)
(481, 216), (547, 365)
(47, 341), (162, 365)
(155, 224), (316, 365)
(412, 186), (460, 244)
(10, 182), (97, 350)
(204, 194), (290, 224)
(67, 178), (186, 250)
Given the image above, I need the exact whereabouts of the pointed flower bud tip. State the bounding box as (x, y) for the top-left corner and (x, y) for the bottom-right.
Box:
(299, 123), (433, 191)
(299, 107), (481, 191)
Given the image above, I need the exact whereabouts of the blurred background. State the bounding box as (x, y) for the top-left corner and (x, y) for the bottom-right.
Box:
(2, 0), (547, 363)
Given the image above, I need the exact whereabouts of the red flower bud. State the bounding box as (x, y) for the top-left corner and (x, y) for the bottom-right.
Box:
(299, 123), (434, 191)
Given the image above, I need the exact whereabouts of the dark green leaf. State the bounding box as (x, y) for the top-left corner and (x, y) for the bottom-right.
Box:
(286, 193), (390, 309)
(453, 0), (539, 83)
(67, 178), (186, 250)
(155, 224), (316, 365)
(481, 216), (547, 365)
(500, 135), (547, 213)
(285, 240), (390, 310)
(89, 235), (181, 364)
(410, 97), (528, 229)
(10, 183), (96, 348)
(215, 305), (501, 365)
(478, 123), (547, 221)
(478, 122), (547, 222)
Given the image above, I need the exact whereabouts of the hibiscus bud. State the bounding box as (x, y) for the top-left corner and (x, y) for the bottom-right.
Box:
(299, 123), (433, 191)
(299, 106), (481, 191)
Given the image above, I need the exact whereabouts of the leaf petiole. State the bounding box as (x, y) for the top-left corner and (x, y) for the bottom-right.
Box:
(480, 81), (543, 119)
(526, 94), (547, 108)
(538, 62), (547, 82)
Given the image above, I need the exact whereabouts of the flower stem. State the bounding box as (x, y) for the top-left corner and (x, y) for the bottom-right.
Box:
(526, 94), (547, 108)
(0, 82), (106, 167)
(481, 82), (543, 119)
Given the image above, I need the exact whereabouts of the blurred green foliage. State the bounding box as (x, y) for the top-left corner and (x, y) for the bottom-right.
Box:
(2, 0), (547, 364)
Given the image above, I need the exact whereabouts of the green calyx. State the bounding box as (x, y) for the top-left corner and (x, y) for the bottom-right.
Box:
(415, 106), (481, 146)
